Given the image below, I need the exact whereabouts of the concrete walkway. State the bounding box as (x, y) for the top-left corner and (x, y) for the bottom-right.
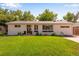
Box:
(65, 36), (79, 43)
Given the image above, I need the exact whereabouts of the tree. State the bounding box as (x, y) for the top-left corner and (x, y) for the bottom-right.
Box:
(0, 8), (15, 24)
(0, 8), (35, 24)
(4, 9), (9, 15)
(0, 8), (6, 23)
(14, 10), (23, 20)
(8, 10), (23, 21)
(0, 8), (5, 14)
(37, 9), (57, 21)
(63, 12), (75, 22)
(0, 14), (7, 25)
(6, 10), (23, 21)
(74, 12), (79, 22)
(22, 11), (34, 21)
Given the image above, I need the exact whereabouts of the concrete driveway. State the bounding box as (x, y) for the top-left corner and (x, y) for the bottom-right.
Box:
(65, 36), (79, 43)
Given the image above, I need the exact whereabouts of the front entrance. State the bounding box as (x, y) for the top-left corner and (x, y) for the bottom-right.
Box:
(27, 25), (32, 35)
(73, 27), (79, 35)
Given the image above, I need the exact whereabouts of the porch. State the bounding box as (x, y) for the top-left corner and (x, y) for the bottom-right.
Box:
(22, 24), (54, 35)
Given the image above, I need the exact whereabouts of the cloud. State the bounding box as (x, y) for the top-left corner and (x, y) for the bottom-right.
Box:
(64, 4), (79, 7)
(0, 3), (21, 8)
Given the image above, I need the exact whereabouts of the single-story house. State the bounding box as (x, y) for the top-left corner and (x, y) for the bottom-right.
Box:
(6, 21), (79, 36)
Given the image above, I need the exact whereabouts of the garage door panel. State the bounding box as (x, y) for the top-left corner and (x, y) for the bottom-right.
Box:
(73, 27), (79, 35)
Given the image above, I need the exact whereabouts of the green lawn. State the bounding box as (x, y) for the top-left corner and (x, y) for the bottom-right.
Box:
(0, 36), (79, 56)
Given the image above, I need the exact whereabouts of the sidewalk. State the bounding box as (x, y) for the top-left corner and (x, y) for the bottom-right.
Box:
(65, 36), (79, 43)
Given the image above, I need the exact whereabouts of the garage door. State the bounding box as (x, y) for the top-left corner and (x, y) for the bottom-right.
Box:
(73, 27), (79, 35)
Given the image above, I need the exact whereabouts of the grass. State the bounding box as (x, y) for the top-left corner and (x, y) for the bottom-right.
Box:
(0, 36), (79, 56)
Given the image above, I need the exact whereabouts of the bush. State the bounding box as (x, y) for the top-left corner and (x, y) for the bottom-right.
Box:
(51, 33), (56, 36)
(39, 33), (42, 36)
(36, 32), (39, 36)
(36, 32), (42, 36)
(0, 32), (5, 36)
(17, 32), (22, 35)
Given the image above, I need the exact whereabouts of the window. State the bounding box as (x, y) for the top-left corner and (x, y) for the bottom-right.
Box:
(27, 25), (31, 31)
(60, 26), (70, 28)
(42, 25), (53, 32)
(15, 25), (21, 27)
(34, 25), (38, 32)
(27, 25), (31, 27)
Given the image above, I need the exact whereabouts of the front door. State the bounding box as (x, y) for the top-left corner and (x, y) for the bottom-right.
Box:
(27, 25), (32, 35)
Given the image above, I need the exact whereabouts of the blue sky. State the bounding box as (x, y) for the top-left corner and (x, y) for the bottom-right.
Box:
(0, 3), (79, 19)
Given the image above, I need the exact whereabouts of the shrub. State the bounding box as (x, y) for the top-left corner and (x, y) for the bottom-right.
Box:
(51, 33), (56, 36)
(36, 32), (39, 36)
(36, 32), (42, 36)
(17, 32), (22, 35)
(39, 33), (42, 36)
(0, 32), (5, 36)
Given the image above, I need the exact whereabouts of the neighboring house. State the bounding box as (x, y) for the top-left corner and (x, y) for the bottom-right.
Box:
(0, 25), (6, 33)
(6, 20), (79, 36)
